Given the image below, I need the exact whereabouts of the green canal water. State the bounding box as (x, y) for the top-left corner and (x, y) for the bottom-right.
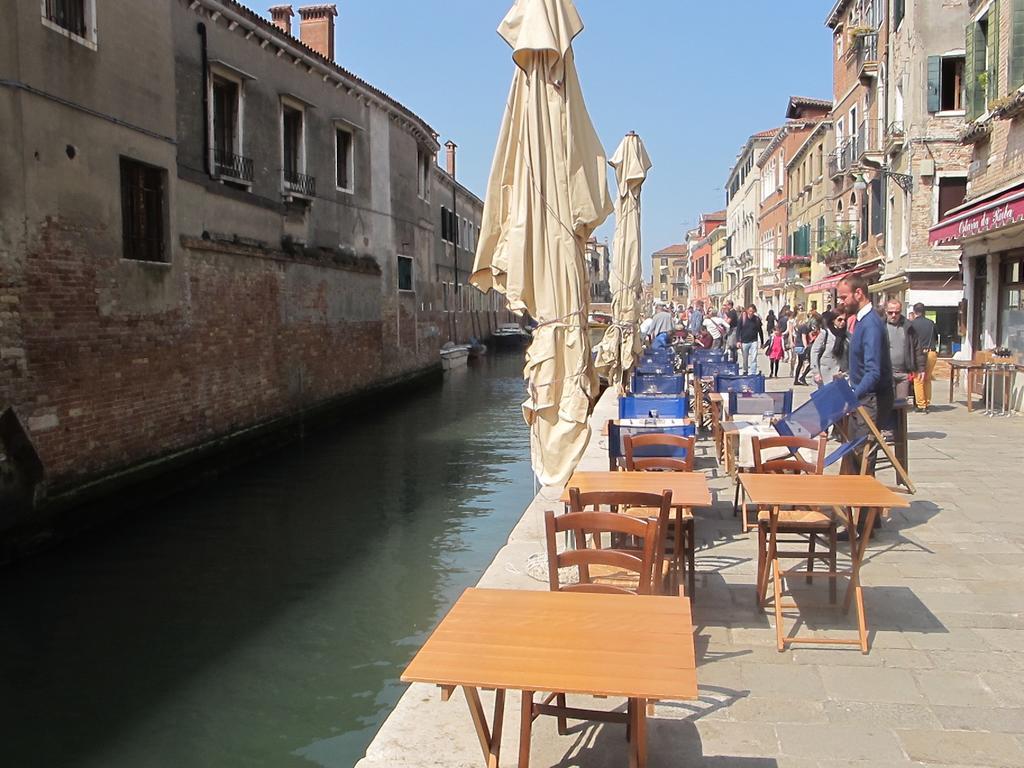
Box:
(0, 353), (534, 767)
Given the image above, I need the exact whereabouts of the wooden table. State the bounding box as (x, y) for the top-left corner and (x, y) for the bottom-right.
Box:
(739, 474), (911, 653)
(561, 471), (712, 508)
(402, 588), (698, 768)
(948, 359), (986, 411)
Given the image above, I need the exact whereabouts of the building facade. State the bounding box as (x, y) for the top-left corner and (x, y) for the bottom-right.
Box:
(0, 0), (504, 539)
(931, 0), (1024, 373)
(876, 0), (971, 354)
(725, 130), (776, 311)
(585, 238), (612, 305)
(689, 211), (727, 309)
(825, 0), (890, 292)
(651, 243), (688, 305)
(787, 117), (835, 313)
(756, 98), (831, 313)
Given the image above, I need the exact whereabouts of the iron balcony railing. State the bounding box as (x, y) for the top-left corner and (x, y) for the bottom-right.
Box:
(284, 169), (316, 198)
(829, 139), (858, 177)
(45, 0), (86, 37)
(214, 148), (254, 183)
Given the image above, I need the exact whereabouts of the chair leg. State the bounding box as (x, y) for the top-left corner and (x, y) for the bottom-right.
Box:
(733, 480), (741, 517)
(828, 526), (838, 605)
(756, 523), (767, 607)
(806, 534), (816, 585)
(687, 519), (696, 599)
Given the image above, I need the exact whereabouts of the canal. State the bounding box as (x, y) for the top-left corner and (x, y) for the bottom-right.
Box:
(0, 352), (534, 768)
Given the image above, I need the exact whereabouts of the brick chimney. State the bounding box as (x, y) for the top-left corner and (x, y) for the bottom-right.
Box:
(269, 5), (294, 35)
(298, 4), (338, 60)
(445, 140), (457, 178)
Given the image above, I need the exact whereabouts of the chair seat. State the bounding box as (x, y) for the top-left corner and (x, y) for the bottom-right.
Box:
(757, 509), (835, 529)
(589, 558), (672, 591)
(622, 506), (694, 521)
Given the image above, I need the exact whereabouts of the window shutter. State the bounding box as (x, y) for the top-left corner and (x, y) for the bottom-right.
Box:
(966, 21), (978, 119)
(927, 56), (941, 112)
(990, 1), (1002, 102)
(895, 0), (905, 28)
(1013, 0), (1024, 87)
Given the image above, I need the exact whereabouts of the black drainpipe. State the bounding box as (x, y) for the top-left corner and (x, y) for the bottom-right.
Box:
(197, 22), (210, 176)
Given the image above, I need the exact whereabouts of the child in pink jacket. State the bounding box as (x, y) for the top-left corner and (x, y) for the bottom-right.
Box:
(767, 327), (785, 378)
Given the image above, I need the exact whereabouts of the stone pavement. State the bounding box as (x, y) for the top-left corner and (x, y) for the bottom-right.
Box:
(357, 365), (1024, 768)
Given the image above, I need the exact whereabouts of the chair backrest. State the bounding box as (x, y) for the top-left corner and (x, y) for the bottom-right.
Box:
(690, 348), (725, 367)
(607, 420), (696, 470)
(729, 390), (793, 417)
(618, 394), (689, 420)
(715, 373), (766, 394)
(695, 360), (739, 381)
(555, 489), (672, 595)
(751, 435), (827, 475)
(774, 379), (865, 467)
(624, 433), (696, 472)
(631, 372), (685, 395)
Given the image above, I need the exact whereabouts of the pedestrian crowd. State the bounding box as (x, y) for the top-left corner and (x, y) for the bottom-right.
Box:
(639, 277), (937, 419)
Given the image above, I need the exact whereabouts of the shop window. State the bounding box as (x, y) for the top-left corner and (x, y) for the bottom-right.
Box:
(1001, 256), (1024, 356)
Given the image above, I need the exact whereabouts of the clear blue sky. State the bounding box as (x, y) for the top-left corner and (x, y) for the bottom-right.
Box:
(254, 1), (833, 277)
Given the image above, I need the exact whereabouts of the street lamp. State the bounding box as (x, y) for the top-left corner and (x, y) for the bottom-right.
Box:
(853, 168), (913, 194)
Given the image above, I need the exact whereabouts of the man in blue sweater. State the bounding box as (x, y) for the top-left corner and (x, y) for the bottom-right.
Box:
(837, 274), (894, 470)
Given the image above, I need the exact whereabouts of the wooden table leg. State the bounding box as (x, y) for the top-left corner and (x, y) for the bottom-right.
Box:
(839, 507), (878, 654)
(967, 369), (974, 412)
(636, 697), (648, 768)
(948, 368), (956, 404)
(518, 691), (533, 768)
(465, 686), (506, 768)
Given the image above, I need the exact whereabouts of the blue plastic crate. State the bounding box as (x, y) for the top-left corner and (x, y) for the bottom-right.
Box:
(631, 372), (685, 395)
(619, 394), (689, 419)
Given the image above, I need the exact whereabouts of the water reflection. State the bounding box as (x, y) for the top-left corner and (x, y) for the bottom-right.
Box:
(0, 353), (533, 767)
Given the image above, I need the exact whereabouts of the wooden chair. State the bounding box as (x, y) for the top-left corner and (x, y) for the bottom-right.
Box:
(539, 506), (667, 747)
(622, 433), (697, 598)
(563, 489), (673, 596)
(750, 435), (838, 606)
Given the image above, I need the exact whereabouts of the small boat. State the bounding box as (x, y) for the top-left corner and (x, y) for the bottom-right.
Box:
(492, 323), (531, 348)
(440, 342), (471, 370)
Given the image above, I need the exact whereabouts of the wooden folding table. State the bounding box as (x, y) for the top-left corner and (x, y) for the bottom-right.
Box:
(402, 588), (697, 768)
(560, 471), (712, 508)
(739, 474), (910, 653)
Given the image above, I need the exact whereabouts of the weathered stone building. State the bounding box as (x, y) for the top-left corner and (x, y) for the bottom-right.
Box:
(876, 0), (970, 354)
(725, 129), (775, 310)
(0, 0), (504, 547)
(787, 115), (835, 313)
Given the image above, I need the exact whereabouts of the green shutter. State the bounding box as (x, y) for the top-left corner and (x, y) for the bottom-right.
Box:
(927, 56), (941, 112)
(966, 21), (977, 119)
(895, 0), (905, 28)
(990, 0), (1001, 102)
(1013, 0), (1024, 87)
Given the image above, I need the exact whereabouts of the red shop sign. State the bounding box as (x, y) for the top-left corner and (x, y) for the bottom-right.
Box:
(929, 188), (1024, 245)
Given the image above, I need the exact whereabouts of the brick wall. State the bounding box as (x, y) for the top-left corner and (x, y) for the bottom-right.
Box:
(2, 216), (429, 497)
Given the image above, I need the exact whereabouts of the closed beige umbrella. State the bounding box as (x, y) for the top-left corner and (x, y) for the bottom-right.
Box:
(471, 0), (612, 487)
(595, 132), (652, 392)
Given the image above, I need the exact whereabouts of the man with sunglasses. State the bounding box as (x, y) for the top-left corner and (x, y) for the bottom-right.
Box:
(884, 300), (924, 403)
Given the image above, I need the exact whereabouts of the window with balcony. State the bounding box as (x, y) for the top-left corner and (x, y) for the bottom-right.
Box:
(42, 0), (95, 46)
(282, 102), (314, 198)
(120, 157), (167, 263)
(211, 74), (253, 184)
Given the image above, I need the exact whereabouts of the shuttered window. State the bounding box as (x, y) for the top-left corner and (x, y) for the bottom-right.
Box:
(927, 56), (942, 112)
(990, 2), (1001, 102)
(1013, 0), (1024, 88)
(870, 179), (885, 237)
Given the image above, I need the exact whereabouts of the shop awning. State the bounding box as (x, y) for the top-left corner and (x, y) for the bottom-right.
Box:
(803, 262), (880, 294)
(929, 181), (1024, 245)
